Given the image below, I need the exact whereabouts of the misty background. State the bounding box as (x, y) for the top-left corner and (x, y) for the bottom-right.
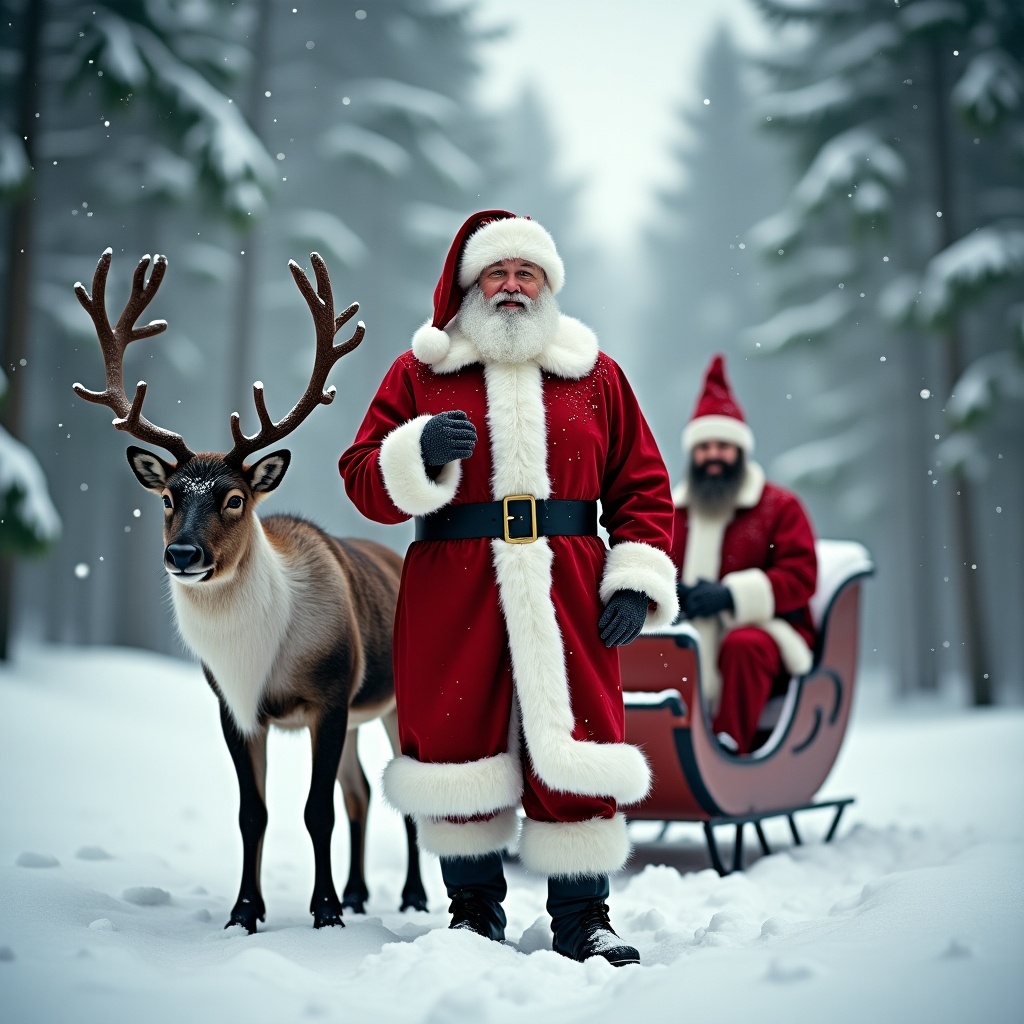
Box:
(1, 0), (1021, 706)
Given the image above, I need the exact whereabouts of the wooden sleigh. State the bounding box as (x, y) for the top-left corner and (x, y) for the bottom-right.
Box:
(619, 540), (874, 875)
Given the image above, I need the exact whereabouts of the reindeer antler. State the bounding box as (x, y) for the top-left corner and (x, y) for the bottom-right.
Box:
(225, 252), (363, 467)
(72, 249), (195, 464)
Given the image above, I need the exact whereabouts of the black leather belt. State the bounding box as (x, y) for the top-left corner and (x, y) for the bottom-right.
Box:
(415, 496), (598, 544)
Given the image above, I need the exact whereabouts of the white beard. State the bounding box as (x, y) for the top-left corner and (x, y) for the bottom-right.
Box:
(455, 284), (560, 364)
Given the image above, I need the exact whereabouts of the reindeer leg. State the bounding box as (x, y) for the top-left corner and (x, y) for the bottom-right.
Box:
(383, 708), (428, 912)
(306, 701), (349, 928)
(218, 700), (268, 934)
(337, 729), (370, 914)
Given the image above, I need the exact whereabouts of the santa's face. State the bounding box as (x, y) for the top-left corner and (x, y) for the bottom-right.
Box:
(692, 440), (740, 476)
(689, 443), (745, 515)
(477, 258), (546, 304)
(455, 274), (559, 365)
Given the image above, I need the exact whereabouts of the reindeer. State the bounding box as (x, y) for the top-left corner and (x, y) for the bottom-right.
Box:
(72, 248), (427, 932)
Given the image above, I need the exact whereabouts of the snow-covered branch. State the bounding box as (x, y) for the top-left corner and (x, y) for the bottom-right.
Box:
(917, 225), (1024, 325)
(741, 292), (852, 352)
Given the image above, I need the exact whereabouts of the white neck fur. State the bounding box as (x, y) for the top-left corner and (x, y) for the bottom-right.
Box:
(170, 525), (294, 735)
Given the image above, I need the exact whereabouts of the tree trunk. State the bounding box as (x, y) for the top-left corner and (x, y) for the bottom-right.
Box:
(928, 39), (992, 704)
(892, 334), (942, 693)
(228, 0), (273, 420)
(0, 0), (45, 660)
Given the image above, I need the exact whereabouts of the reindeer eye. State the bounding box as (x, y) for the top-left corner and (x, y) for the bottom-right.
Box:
(226, 495), (243, 510)
(162, 495), (172, 509)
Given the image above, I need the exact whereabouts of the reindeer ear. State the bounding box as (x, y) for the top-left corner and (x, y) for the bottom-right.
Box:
(248, 449), (291, 494)
(127, 446), (174, 492)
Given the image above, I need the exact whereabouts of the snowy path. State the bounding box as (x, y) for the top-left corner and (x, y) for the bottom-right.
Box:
(1, 645), (1021, 1023)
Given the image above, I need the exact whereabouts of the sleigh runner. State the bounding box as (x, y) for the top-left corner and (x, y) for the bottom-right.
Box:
(620, 539), (873, 874)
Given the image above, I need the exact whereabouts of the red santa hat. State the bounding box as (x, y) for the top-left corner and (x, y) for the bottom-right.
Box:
(412, 209), (565, 364)
(682, 353), (755, 454)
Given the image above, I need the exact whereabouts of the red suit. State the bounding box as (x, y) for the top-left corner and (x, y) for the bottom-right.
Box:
(338, 315), (677, 876)
(671, 462), (818, 753)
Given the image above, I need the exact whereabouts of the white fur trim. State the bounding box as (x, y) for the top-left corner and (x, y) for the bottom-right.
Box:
(534, 316), (597, 379)
(673, 460), (766, 511)
(411, 320), (450, 363)
(484, 362), (550, 498)
(382, 752), (522, 818)
(692, 617), (723, 711)
(735, 460), (766, 508)
(484, 362), (651, 805)
(722, 567), (775, 624)
(680, 509), (729, 585)
(682, 415), (754, 455)
(415, 314), (596, 380)
(678, 505), (732, 710)
(378, 414), (461, 517)
(417, 809), (520, 858)
(458, 218), (565, 293)
(517, 814), (631, 877)
(599, 541), (679, 631)
(757, 620), (814, 676)
(493, 541), (652, 804)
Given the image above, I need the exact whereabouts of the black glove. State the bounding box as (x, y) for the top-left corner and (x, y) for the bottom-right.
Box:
(598, 589), (649, 648)
(684, 579), (734, 618)
(673, 581), (693, 624)
(420, 410), (477, 468)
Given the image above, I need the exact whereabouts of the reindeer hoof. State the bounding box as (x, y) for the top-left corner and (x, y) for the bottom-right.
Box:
(342, 894), (367, 915)
(226, 897), (265, 934)
(311, 894), (345, 929)
(400, 892), (429, 913)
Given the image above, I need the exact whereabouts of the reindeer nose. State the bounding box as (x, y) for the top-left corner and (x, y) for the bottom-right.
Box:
(166, 543), (203, 572)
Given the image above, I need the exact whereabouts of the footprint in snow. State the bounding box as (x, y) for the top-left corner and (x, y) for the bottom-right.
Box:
(766, 956), (817, 983)
(122, 886), (171, 906)
(76, 846), (113, 861)
(940, 938), (975, 959)
(16, 851), (59, 868)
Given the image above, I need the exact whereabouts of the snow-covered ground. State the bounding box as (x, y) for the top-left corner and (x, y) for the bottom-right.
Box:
(1, 644), (1021, 1024)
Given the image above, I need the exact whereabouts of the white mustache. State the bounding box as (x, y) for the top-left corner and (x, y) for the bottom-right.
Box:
(489, 291), (533, 310)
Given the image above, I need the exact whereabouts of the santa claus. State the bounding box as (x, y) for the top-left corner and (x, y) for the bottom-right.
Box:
(338, 210), (677, 965)
(672, 354), (818, 755)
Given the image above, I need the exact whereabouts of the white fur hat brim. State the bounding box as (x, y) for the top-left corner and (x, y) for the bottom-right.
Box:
(682, 414), (755, 454)
(458, 218), (564, 293)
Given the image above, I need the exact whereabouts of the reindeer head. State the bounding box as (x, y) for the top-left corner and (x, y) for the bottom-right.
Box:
(125, 448), (288, 584)
(73, 249), (362, 586)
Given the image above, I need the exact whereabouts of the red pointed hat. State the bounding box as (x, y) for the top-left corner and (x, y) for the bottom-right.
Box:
(682, 354), (754, 454)
(412, 209), (565, 365)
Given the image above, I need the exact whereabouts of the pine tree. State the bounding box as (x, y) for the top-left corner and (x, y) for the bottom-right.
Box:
(1, 0), (275, 656)
(748, 0), (1024, 703)
(636, 25), (790, 482)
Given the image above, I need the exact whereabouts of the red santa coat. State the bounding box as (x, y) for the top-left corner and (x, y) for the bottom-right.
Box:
(338, 315), (678, 874)
(671, 462), (817, 708)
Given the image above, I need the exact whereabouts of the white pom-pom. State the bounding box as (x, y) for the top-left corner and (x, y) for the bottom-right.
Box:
(412, 322), (450, 364)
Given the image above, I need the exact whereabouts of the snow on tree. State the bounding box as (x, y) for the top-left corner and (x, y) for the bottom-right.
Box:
(0, 372), (60, 558)
(748, 0), (1024, 703)
(75, 2), (276, 221)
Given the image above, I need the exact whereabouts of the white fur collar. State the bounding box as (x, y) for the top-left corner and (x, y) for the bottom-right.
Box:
(412, 314), (598, 380)
(671, 460), (766, 510)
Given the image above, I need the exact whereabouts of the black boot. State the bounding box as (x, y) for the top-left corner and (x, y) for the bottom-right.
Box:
(440, 853), (507, 942)
(548, 874), (640, 967)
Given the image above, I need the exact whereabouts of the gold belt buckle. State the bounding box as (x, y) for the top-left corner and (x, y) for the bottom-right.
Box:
(503, 494), (538, 544)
